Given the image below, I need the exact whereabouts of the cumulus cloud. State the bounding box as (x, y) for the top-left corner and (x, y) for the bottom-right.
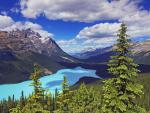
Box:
(2, 21), (53, 38)
(0, 15), (53, 43)
(121, 11), (150, 37)
(20, 0), (139, 22)
(77, 23), (121, 39)
(77, 17), (150, 40)
(57, 39), (80, 52)
(58, 19), (150, 53)
(0, 15), (14, 29)
(57, 33), (118, 53)
(57, 39), (77, 46)
(15, 0), (150, 53)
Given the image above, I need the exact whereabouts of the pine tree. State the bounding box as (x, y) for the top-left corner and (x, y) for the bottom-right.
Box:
(44, 92), (52, 112)
(102, 23), (145, 113)
(10, 104), (22, 113)
(20, 64), (50, 113)
(7, 96), (14, 110)
(69, 84), (100, 113)
(22, 102), (50, 113)
(62, 76), (69, 94)
(53, 88), (59, 111)
(30, 64), (45, 103)
(0, 102), (2, 113)
(2, 100), (9, 113)
(19, 91), (25, 109)
(56, 76), (73, 113)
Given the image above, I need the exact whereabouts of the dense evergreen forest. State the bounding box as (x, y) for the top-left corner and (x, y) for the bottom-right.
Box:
(0, 24), (150, 113)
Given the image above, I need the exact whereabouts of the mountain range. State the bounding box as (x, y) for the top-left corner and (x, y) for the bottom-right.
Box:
(0, 29), (150, 84)
(0, 29), (79, 84)
(73, 40), (150, 65)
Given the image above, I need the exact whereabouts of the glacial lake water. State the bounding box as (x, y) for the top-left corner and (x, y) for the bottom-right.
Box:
(0, 67), (100, 100)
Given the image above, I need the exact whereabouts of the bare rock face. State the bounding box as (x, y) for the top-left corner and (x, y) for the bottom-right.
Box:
(0, 30), (37, 54)
(0, 29), (66, 56)
(131, 41), (150, 56)
(0, 29), (77, 84)
(130, 41), (150, 64)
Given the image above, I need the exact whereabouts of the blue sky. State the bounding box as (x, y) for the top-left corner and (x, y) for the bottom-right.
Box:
(0, 0), (150, 53)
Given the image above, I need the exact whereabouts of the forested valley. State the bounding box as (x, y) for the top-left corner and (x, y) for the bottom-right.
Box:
(0, 24), (150, 113)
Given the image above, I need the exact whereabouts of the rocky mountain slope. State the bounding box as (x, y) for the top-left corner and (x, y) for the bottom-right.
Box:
(0, 29), (78, 84)
(130, 41), (150, 64)
(73, 47), (112, 59)
(74, 40), (150, 65)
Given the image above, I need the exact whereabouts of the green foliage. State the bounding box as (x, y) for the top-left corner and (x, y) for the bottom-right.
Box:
(7, 96), (15, 111)
(69, 84), (101, 113)
(9, 64), (50, 113)
(56, 76), (73, 113)
(0, 24), (150, 113)
(62, 76), (70, 94)
(30, 64), (45, 103)
(10, 104), (22, 113)
(102, 23), (145, 113)
(22, 101), (50, 113)
(136, 73), (150, 111)
(0, 73), (150, 113)
(53, 88), (59, 110)
(24, 64), (50, 113)
(19, 91), (26, 109)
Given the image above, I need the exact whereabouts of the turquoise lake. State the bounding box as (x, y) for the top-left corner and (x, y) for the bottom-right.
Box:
(0, 67), (100, 100)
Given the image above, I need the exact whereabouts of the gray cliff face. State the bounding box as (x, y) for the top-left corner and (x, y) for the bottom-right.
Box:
(0, 29), (66, 56)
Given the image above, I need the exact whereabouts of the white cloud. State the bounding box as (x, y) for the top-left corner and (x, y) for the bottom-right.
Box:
(57, 39), (80, 53)
(20, 0), (150, 53)
(20, 0), (139, 22)
(1, 0), (148, 53)
(57, 33), (118, 53)
(57, 22), (121, 53)
(41, 0), (149, 53)
(2, 21), (42, 31)
(77, 23), (121, 39)
(121, 11), (150, 37)
(0, 15), (53, 43)
(0, 15), (14, 28)
(57, 39), (77, 46)
(3, 21), (53, 39)
(58, 19), (150, 53)
(77, 18), (150, 40)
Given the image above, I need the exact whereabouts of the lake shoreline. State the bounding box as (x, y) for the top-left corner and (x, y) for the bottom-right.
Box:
(0, 67), (100, 100)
